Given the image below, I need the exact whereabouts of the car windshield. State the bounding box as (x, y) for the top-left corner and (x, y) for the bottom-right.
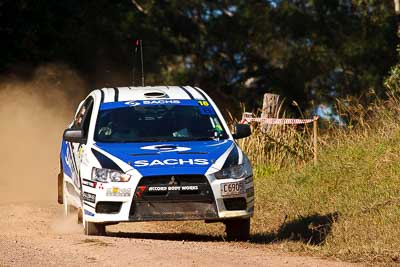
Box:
(94, 100), (228, 143)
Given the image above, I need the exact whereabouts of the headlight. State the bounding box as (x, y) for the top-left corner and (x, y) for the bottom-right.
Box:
(214, 156), (252, 179)
(91, 167), (131, 182)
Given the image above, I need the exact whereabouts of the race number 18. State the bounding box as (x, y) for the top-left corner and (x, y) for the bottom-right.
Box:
(198, 100), (209, 106)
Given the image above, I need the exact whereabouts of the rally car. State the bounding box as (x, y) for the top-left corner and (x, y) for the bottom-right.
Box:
(58, 86), (254, 240)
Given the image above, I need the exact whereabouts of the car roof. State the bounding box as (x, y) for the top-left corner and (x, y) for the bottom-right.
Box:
(94, 86), (208, 103)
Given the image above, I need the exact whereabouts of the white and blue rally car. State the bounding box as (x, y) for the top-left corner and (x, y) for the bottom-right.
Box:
(58, 86), (254, 240)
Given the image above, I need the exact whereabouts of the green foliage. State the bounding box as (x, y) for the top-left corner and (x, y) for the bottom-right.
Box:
(0, 1), (397, 113)
(384, 47), (400, 95)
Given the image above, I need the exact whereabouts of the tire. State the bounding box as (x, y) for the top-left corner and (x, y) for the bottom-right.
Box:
(81, 194), (105, 236)
(84, 221), (106, 236)
(224, 218), (251, 241)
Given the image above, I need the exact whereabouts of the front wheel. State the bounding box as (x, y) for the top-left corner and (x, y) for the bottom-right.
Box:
(224, 218), (250, 241)
(81, 195), (105, 236)
(84, 221), (106, 236)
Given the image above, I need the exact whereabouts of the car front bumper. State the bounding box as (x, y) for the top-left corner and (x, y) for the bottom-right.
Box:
(78, 173), (254, 223)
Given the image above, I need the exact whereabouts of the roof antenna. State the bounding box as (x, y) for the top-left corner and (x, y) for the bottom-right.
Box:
(132, 39), (139, 86)
(140, 40), (145, 86)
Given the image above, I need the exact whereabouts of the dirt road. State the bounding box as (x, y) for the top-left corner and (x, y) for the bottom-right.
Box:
(0, 202), (360, 267)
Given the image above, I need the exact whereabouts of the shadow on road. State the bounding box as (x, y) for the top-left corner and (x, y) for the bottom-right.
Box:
(106, 212), (339, 245)
(251, 212), (339, 245)
(107, 231), (224, 242)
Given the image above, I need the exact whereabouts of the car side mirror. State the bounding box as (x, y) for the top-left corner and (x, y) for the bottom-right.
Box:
(63, 128), (85, 143)
(232, 123), (251, 139)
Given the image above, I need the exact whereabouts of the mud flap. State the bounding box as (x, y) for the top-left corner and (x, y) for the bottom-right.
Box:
(58, 172), (63, 204)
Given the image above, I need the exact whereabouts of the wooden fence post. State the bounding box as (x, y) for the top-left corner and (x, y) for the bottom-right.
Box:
(313, 116), (318, 164)
(261, 93), (280, 131)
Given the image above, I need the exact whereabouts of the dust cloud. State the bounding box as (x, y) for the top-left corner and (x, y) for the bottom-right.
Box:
(51, 212), (82, 234)
(0, 64), (86, 204)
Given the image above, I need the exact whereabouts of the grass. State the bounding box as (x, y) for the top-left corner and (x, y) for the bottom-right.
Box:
(239, 124), (313, 168)
(248, 93), (400, 264)
(252, 128), (400, 263)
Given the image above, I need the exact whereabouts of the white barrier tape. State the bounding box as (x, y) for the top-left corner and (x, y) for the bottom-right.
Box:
(240, 117), (318, 125)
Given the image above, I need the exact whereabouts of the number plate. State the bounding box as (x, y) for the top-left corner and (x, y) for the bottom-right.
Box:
(221, 181), (245, 196)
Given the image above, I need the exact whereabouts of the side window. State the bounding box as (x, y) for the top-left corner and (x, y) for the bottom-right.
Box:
(73, 104), (87, 128)
(73, 97), (94, 139)
(82, 102), (93, 138)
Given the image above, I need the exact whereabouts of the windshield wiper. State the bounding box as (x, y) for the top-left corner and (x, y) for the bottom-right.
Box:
(191, 136), (218, 141)
(97, 136), (225, 143)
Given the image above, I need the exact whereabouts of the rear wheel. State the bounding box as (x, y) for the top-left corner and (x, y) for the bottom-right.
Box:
(224, 218), (250, 241)
(77, 208), (83, 224)
(57, 172), (63, 204)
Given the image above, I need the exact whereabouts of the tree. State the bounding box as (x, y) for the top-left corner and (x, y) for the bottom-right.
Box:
(0, 0), (397, 114)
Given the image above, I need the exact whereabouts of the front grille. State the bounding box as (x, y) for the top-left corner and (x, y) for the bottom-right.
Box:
(138, 175), (207, 185)
(224, 198), (247, 211)
(130, 175), (217, 221)
(135, 175), (213, 202)
(96, 201), (122, 214)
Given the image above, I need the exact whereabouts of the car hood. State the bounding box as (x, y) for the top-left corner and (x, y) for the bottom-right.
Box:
(94, 139), (233, 176)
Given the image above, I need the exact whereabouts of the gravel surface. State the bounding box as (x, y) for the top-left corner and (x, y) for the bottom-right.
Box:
(0, 202), (360, 267)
